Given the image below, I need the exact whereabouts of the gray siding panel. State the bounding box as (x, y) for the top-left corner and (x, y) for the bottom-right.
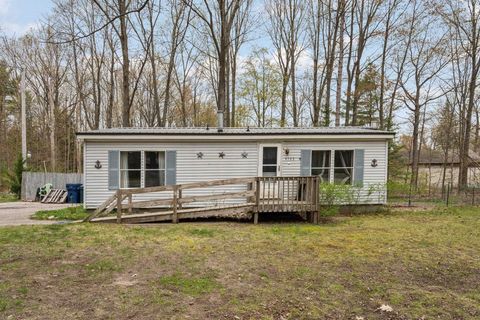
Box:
(166, 150), (177, 185)
(108, 150), (119, 190)
(353, 149), (365, 187)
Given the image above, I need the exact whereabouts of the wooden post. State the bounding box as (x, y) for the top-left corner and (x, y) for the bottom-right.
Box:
(247, 181), (254, 203)
(254, 178), (260, 224)
(172, 186), (178, 223)
(128, 194), (132, 214)
(178, 188), (183, 210)
(116, 190), (122, 224)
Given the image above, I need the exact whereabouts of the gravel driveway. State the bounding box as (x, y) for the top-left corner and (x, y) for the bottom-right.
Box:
(0, 202), (74, 226)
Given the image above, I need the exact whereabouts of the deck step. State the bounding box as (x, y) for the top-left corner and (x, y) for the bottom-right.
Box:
(91, 203), (255, 224)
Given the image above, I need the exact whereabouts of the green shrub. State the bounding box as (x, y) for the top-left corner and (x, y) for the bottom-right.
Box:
(318, 183), (361, 216)
(1, 154), (26, 199)
(386, 180), (410, 196)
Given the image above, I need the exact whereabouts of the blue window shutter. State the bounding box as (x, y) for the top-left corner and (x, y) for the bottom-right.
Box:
(354, 149), (365, 187)
(108, 150), (119, 190)
(166, 151), (177, 185)
(300, 150), (311, 176)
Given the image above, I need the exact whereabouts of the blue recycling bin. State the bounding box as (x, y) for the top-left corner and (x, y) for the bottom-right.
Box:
(66, 184), (83, 204)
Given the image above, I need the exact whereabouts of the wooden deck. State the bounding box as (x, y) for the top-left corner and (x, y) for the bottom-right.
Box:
(86, 176), (320, 224)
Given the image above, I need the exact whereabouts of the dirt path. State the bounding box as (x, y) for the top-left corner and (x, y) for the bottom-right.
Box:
(0, 202), (73, 226)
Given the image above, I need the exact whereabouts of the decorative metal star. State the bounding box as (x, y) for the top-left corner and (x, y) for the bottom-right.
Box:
(219, 152), (226, 159)
(196, 152), (204, 159)
(241, 152), (248, 159)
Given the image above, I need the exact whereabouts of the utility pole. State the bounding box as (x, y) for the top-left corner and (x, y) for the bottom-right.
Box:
(21, 69), (27, 164)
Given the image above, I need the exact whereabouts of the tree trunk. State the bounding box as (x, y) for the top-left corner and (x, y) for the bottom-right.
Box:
(162, 52), (176, 127)
(344, 1), (355, 126)
(48, 83), (56, 172)
(119, 0), (131, 127)
(291, 55), (298, 127)
(225, 48), (231, 127)
(312, 54), (320, 126)
(379, 7), (392, 129)
(280, 75), (288, 127)
(410, 99), (421, 190)
(231, 54), (237, 127)
(335, 0), (345, 127)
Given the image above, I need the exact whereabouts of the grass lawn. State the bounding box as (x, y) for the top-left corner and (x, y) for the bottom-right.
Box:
(31, 206), (89, 221)
(0, 193), (18, 203)
(1, 206), (479, 319)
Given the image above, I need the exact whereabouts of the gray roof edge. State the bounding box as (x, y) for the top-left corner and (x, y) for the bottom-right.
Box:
(76, 126), (395, 136)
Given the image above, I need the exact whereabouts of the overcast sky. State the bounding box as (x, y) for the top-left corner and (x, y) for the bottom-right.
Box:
(0, 0), (52, 36)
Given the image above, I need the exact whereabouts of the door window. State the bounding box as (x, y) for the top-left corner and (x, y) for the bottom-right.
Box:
(262, 147), (278, 177)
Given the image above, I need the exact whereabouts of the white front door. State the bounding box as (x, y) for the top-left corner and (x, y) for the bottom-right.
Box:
(259, 144), (282, 199)
(259, 144), (282, 177)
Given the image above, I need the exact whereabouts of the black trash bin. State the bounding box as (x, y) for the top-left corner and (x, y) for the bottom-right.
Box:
(66, 183), (83, 203)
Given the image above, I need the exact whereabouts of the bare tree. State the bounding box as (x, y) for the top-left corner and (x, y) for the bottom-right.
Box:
(159, 0), (192, 127)
(92, 0), (149, 127)
(229, 0), (253, 126)
(435, 0), (480, 189)
(185, 0), (244, 129)
(267, 0), (306, 127)
(398, 1), (449, 189)
(345, 0), (382, 126)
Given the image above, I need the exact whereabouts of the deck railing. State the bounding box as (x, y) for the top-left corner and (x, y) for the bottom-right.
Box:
(255, 176), (319, 215)
(86, 176), (320, 224)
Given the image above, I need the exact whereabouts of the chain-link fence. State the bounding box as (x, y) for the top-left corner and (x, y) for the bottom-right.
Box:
(388, 182), (480, 207)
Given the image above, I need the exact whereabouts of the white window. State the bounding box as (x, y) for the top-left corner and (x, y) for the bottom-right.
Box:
(144, 151), (166, 187)
(120, 151), (141, 188)
(311, 150), (331, 183)
(334, 150), (354, 185)
(119, 151), (166, 189)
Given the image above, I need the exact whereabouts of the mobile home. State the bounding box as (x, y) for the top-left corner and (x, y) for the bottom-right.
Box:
(77, 127), (394, 212)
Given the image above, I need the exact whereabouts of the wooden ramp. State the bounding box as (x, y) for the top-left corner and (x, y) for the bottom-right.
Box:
(86, 176), (320, 224)
(91, 204), (255, 224)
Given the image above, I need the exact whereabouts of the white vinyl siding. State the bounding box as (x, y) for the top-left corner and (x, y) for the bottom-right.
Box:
(84, 141), (258, 208)
(282, 141), (387, 204)
(84, 139), (388, 208)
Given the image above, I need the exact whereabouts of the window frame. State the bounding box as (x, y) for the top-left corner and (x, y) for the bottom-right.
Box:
(309, 149), (356, 185)
(333, 150), (355, 185)
(117, 150), (168, 189)
(310, 150), (331, 183)
(119, 151), (142, 189)
(144, 151), (167, 188)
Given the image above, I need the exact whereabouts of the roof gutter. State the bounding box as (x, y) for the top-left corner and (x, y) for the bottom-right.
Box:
(76, 133), (395, 142)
